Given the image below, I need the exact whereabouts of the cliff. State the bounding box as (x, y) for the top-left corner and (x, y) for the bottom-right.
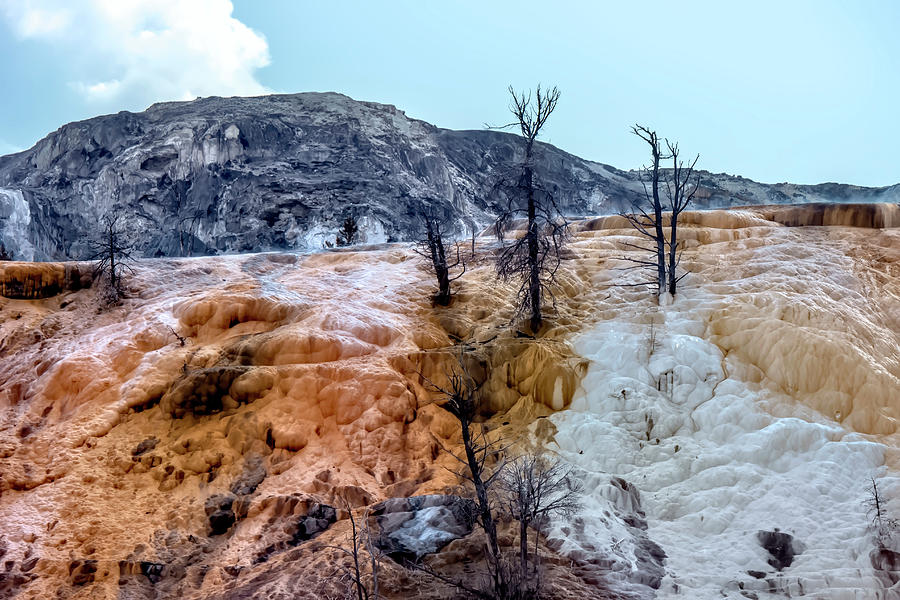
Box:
(1, 92), (898, 261)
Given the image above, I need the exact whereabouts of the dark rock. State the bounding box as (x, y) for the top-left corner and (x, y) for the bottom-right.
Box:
(291, 503), (337, 543)
(68, 559), (97, 586)
(0, 572), (31, 595)
(139, 561), (164, 584)
(870, 546), (900, 587)
(132, 437), (159, 457)
(253, 499), (338, 564)
(747, 570), (766, 579)
(3, 93), (896, 262)
(230, 454), (266, 496)
(20, 556), (38, 572)
(757, 529), (805, 571)
(160, 366), (266, 417)
(205, 494), (236, 536)
(371, 495), (477, 562)
(205, 493), (234, 516)
(208, 510), (235, 536)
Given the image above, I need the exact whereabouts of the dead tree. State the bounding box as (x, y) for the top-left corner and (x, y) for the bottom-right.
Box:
(500, 453), (581, 588)
(178, 212), (202, 257)
(413, 210), (466, 306)
(172, 179), (201, 257)
(424, 354), (509, 596)
(86, 210), (135, 302)
(336, 214), (359, 246)
(865, 478), (899, 547)
(327, 500), (381, 600)
(621, 125), (667, 293)
(492, 85), (568, 334)
(663, 140), (699, 295)
(621, 125), (698, 297)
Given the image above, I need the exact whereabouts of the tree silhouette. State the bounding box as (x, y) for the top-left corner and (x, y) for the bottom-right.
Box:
(86, 210), (135, 302)
(620, 124), (699, 296)
(413, 209), (466, 306)
(492, 85), (568, 333)
(336, 214), (359, 246)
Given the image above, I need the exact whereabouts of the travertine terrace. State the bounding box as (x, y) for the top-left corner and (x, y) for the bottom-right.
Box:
(1, 204), (898, 599)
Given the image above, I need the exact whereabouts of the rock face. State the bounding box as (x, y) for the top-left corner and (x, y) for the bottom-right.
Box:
(757, 529), (805, 571)
(1, 205), (900, 599)
(371, 495), (477, 562)
(0, 260), (91, 299)
(1, 92), (899, 261)
(871, 546), (900, 588)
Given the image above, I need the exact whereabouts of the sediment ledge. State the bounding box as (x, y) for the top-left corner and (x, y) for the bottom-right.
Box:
(747, 202), (900, 228)
(0, 261), (92, 299)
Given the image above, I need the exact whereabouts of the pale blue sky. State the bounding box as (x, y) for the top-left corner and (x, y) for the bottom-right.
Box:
(0, 0), (897, 186)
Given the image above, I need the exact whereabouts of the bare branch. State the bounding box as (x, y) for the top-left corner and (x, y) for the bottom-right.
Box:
(415, 208), (469, 305)
(499, 452), (581, 586)
(85, 208), (136, 304)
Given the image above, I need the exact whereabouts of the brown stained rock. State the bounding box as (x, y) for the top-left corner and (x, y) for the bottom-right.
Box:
(68, 559), (98, 586)
(230, 453), (266, 496)
(132, 437), (159, 456)
(331, 485), (373, 508)
(0, 262), (91, 299)
(4, 216), (897, 599)
(753, 202), (900, 229)
(160, 366), (265, 417)
(20, 556), (38, 572)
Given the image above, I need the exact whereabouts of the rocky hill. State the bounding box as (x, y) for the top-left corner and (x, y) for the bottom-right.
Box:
(0, 92), (898, 261)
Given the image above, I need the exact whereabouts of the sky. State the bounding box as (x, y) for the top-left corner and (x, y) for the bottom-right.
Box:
(0, 0), (897, 187)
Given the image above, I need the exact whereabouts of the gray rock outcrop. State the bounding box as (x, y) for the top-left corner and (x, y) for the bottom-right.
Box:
(371, 495), (477, 562)
(1, 92), (898, 261)
(756, 529), (805, 571)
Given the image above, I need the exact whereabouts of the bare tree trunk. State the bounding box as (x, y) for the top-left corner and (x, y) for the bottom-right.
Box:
(519, 517), (529, 581)
(649, 145), (667, 295)
(460, 421), (501, 566)
(416, 211), (465, 306)
(88, 210), (135, 305)
(663, 140), (699, 297)
(352, 519), (366, 600)
(108, 226), (117, 291)
(524, 146), (542, 332)
(437, 268), (451, 305)
(668, 215), (679, 295)
(493, 85), (564, 333)
(500, 453), (583, 595)
(434, 232), (451, 306)
(621, 126), (680, 297)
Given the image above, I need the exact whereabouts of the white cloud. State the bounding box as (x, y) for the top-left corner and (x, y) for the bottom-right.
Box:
(1, 0), (271, 110)
(8, 3), (72, 36)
